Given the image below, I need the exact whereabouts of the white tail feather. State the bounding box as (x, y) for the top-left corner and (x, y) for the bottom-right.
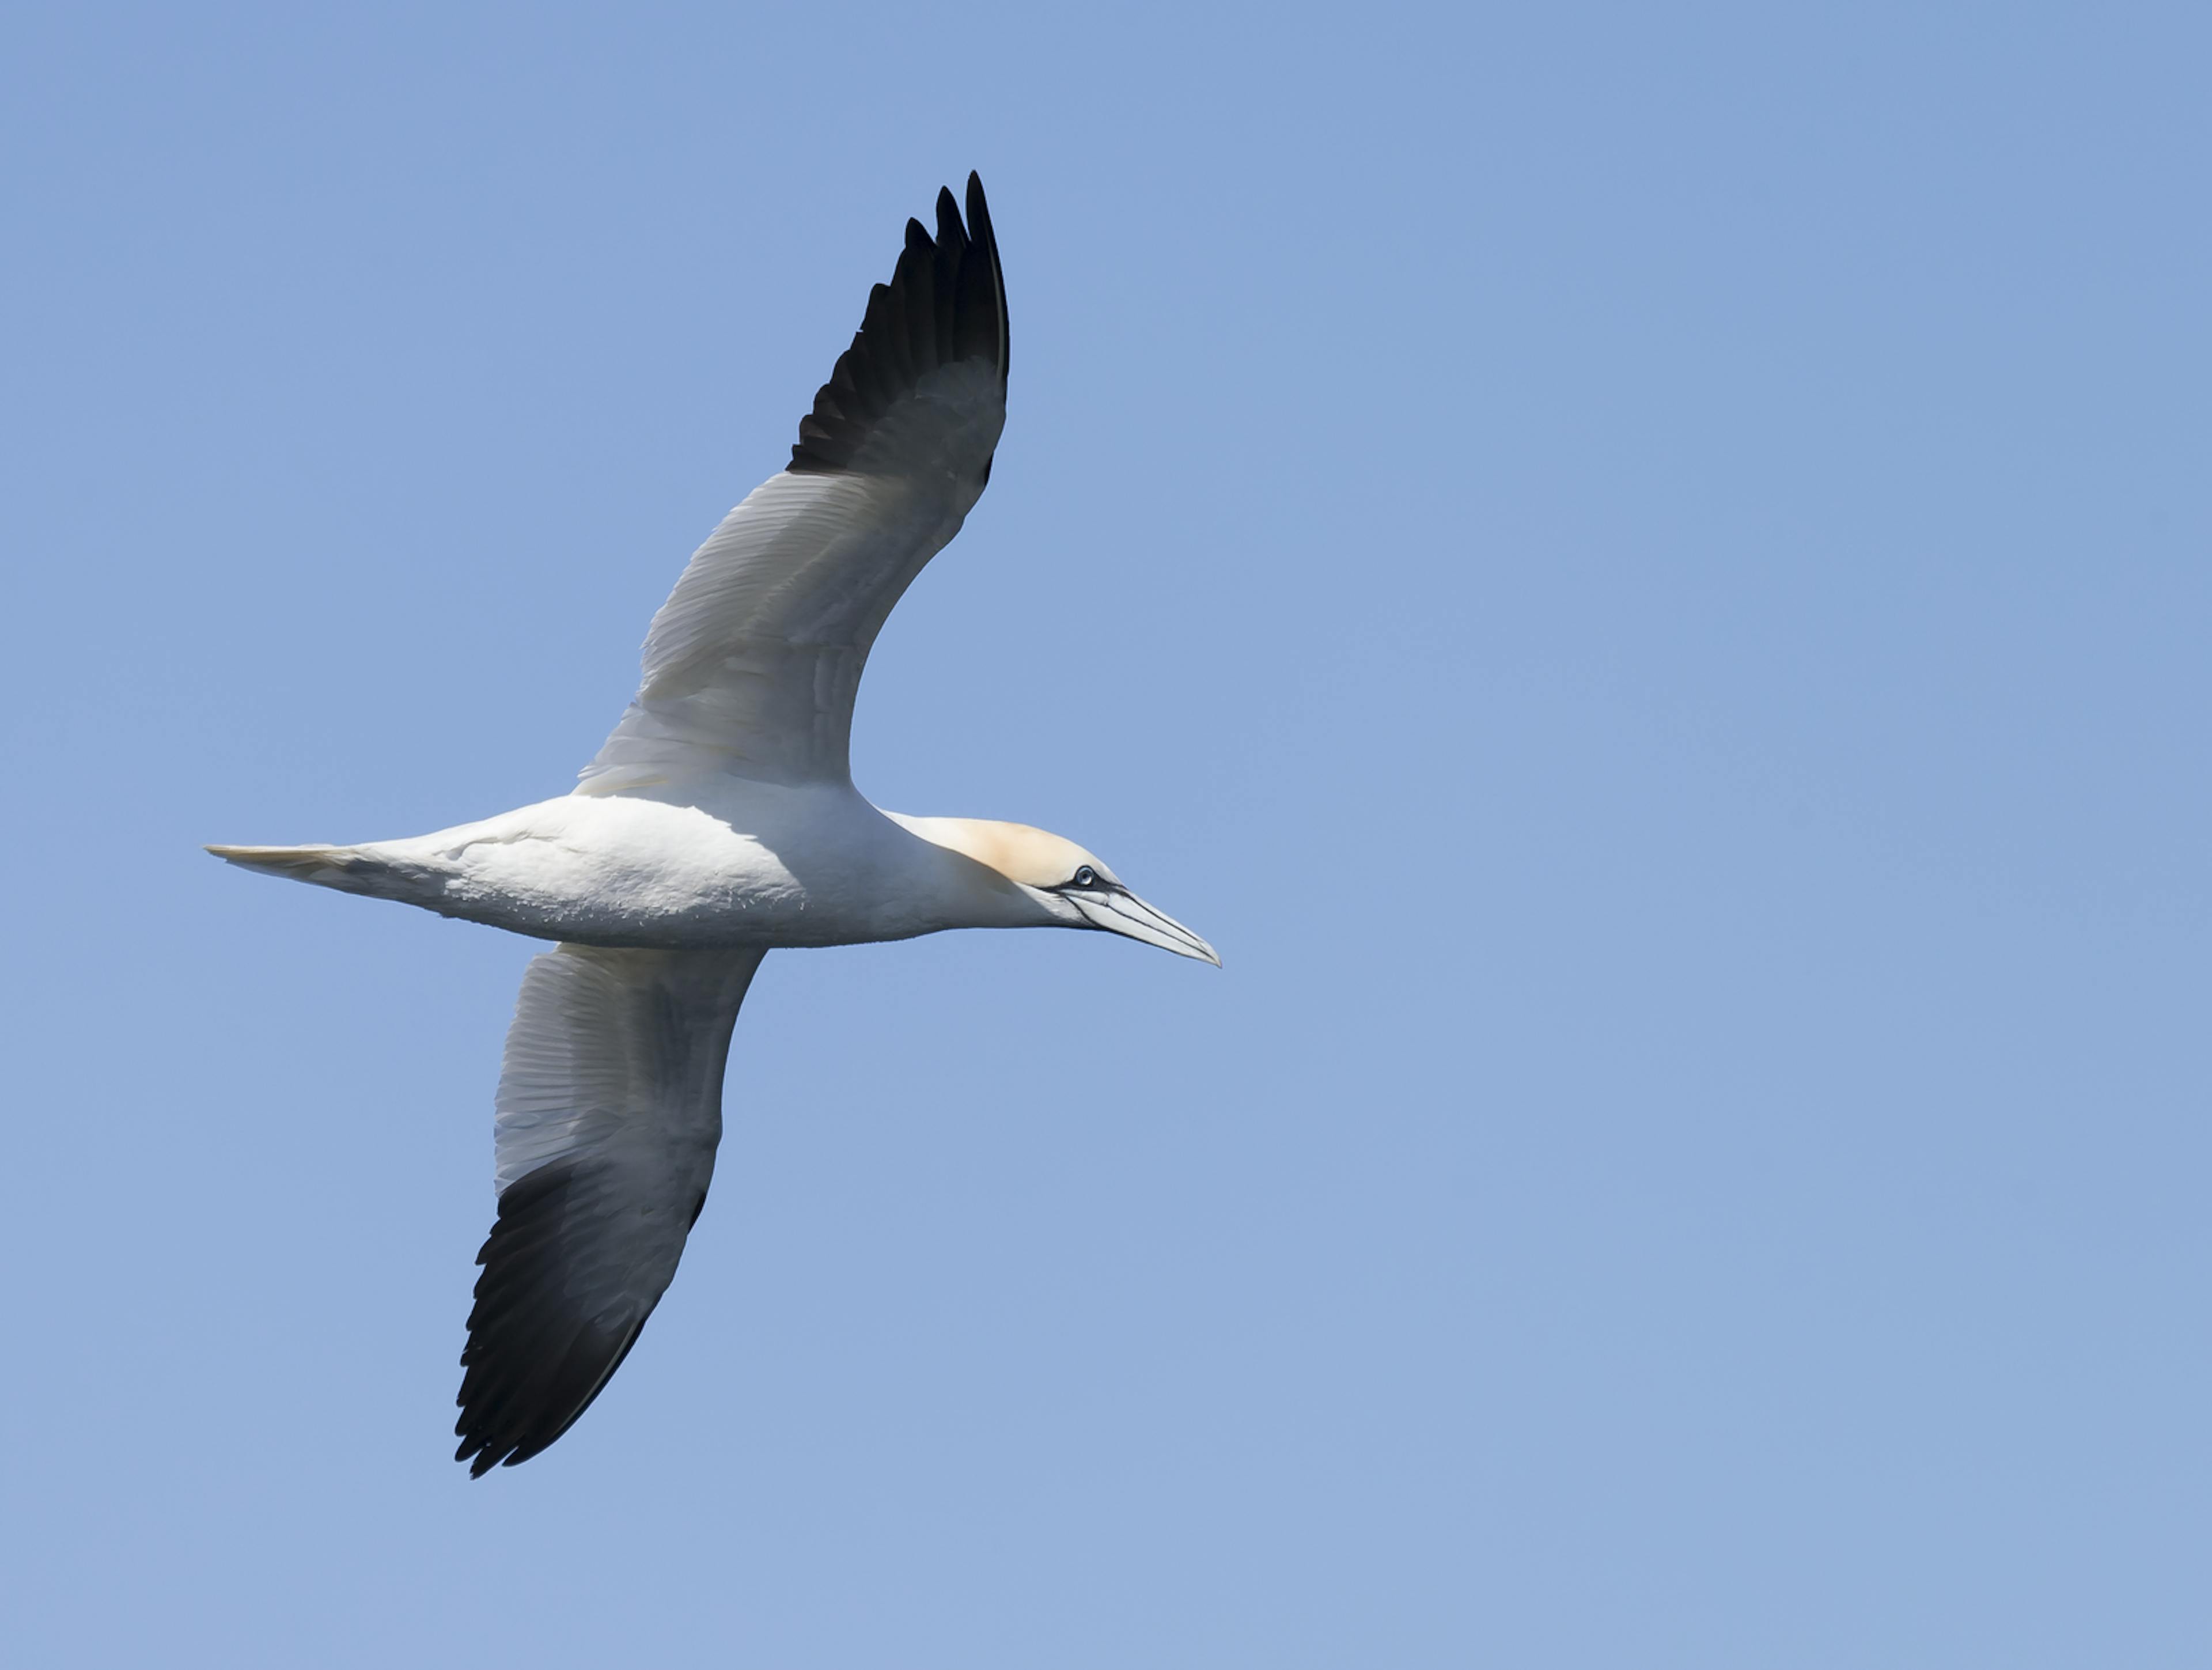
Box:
(205, 843), (380, 894)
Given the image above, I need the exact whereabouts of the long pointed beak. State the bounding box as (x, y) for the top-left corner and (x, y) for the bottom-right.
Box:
(1071, 888), (1221, 966)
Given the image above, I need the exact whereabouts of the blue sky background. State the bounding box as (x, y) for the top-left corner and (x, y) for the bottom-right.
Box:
(3, 3), (2206, 1664)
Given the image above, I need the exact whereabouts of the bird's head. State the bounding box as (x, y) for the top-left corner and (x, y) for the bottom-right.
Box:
(894, 816), (1219, 965)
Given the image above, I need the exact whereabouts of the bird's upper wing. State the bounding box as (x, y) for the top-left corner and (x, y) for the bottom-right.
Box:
(579, 174), (1010, 794)
(454, 942), (764, 1476)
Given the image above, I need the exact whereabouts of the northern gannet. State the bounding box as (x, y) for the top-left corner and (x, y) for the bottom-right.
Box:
(209, 174), (1215, 1476)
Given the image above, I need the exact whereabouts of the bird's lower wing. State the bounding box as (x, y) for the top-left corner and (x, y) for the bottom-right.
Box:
(455, 942), (764, 1476)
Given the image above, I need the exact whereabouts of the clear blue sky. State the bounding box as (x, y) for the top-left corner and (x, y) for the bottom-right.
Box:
(3, 3), (2205, 1664)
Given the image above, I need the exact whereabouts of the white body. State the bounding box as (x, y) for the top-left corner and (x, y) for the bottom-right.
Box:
(307, 784), (1044, 950)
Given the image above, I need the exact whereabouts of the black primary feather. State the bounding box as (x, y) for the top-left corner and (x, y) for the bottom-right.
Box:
(453, 1158), (681, 1478)
(787, 172), (1010, 475)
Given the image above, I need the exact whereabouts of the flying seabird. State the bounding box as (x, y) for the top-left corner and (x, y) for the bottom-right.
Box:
(209, 173), (1215, 1476)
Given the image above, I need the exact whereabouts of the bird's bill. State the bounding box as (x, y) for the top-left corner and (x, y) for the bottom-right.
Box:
(1070, 889), (1221, 965)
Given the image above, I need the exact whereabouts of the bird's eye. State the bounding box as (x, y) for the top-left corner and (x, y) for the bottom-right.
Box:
(1073, 865), (1098, 888)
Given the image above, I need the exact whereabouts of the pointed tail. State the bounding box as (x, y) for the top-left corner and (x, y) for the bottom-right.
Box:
(205, 842), (378, 893)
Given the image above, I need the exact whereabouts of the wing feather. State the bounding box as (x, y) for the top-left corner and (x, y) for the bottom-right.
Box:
(581, 173), (1009, 793)
(454, 943), (763, 1476)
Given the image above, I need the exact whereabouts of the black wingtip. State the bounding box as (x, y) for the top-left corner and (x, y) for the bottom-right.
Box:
(450, 1159), (661, 1478)
(787, 175), (1010, 475)
(964, 173), (1006, 381)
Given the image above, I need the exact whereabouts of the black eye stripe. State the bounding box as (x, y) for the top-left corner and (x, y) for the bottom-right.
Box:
(1051, 867), (1122, 897)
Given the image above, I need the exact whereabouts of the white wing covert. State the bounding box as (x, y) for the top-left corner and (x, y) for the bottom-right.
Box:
(582, 174), (1010, 793)
(454, 942), (764, 1476)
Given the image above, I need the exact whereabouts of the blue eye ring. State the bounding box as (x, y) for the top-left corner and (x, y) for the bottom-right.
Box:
(1074, 865), (1097, 888)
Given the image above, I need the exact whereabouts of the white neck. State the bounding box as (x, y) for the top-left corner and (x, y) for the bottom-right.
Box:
(885, 812), (1071, 933)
